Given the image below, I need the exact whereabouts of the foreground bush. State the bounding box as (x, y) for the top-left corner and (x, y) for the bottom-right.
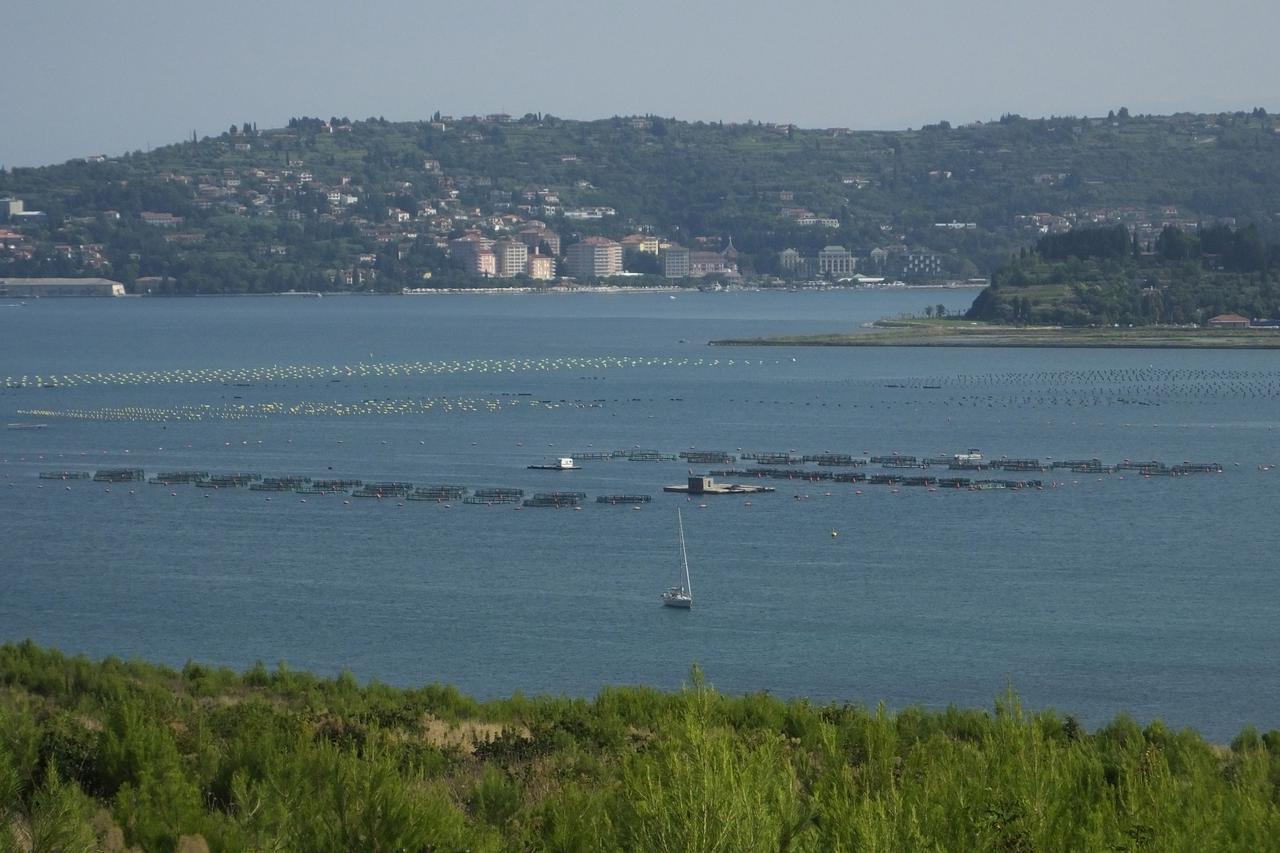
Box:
(0, 641), (1276, 851)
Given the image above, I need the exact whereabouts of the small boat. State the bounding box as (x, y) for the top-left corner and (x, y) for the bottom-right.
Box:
(661, 508), (694, 609)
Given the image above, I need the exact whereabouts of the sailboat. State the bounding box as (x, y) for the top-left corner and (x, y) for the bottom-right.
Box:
(661, 508), (693, 609)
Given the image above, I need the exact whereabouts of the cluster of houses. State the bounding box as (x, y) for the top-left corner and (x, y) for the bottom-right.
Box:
(0, 114), (1263, 293)
(1014, 204), (1235, 245)
(778, 244), (944, 279)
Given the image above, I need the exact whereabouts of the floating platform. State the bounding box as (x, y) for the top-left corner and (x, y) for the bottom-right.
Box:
(664, 475), (775, 495)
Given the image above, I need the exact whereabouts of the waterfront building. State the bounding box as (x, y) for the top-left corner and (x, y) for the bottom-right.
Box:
(904, 250), (944, 277)
(689, 251), (735, 278)
(659, 244), (691, 278)
(818, 245), (857, 276)
(527, 250), (556, 280)
(621, 234), (660, 254)
(517, 226), (560, 256)
(564, 237), (623, 278)
(449, 234), (495, 274)
(493, 240), (528, 278)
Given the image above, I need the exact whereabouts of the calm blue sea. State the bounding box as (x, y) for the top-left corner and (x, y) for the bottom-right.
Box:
(1, 289), (1277, 739)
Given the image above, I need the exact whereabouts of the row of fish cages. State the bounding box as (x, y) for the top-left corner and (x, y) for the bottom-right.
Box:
(148, 471), (209, 484)
(93, 468), (145, 483)
(406, 485), (468, 502)
(38, 471), (93, 480)
(352, 482), (414, 498)
(868, 474), (1045, 490)
(312, 479), (363, 490)
(739, 452), (802, 465)
(1123, 461), (1223, 476)
(596, 494), (652, 504)
(622, 450), (678, 463)
(710, 468), (868, 484)
(463, 488), (525, 505)
(249, 476), (312, 492)
(522, 491), (587, 508)
(679, 450), (735, 464)
(805, 454), (865, 467)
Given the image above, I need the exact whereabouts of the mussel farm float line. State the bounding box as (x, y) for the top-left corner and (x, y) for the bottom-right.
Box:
(16, 395), (605, 423)
(0, 355), (744, 389)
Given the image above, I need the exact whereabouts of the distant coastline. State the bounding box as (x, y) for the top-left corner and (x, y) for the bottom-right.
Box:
(711, 319), (1280, 349)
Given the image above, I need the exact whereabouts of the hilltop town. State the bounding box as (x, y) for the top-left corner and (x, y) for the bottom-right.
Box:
(1, 109), (1277, 295)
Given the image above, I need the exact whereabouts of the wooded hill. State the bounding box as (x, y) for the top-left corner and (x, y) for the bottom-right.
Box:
(1, 641), (1277, 850)
(1, 109), (1278, 293)
(965, 224), (1280, 325)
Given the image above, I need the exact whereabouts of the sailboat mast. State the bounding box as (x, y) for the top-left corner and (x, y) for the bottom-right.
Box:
(678, 508), (691, 596)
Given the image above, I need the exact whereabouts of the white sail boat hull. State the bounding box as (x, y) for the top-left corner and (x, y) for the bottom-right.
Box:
(661, 588), (692, 608)
(660, 509), (694, 608)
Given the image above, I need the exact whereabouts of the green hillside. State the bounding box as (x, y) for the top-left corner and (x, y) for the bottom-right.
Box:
(1, 110), (1278, 293)
(965, 224), (1280, 325)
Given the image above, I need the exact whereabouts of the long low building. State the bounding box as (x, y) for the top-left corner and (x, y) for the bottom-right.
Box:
(0, 277), (126, 297)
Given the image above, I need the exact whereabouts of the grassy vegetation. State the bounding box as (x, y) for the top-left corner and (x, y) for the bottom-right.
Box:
(1, 641), (1277, 850)
(711, 319), (1280, 348)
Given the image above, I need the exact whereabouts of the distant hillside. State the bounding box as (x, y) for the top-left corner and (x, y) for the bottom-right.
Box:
(1, 110), (1278, 294)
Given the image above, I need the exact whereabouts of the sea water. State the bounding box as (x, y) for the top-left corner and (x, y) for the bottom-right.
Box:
(1, 290), (1277, 740)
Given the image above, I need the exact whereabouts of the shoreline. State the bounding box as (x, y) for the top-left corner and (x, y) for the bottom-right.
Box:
(711, 321), (1280, 349)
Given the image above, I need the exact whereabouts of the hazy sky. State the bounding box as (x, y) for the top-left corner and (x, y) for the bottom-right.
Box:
(5, 0), (1277, 168)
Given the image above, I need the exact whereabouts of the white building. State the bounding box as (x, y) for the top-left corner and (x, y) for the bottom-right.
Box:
(818, 246), (857, 276)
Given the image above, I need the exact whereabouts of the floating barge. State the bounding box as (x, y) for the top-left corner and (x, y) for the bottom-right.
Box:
(663, 475), (775, 496)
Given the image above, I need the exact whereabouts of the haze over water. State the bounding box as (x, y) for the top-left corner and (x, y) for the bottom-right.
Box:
(1, 290), (1277, 740)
